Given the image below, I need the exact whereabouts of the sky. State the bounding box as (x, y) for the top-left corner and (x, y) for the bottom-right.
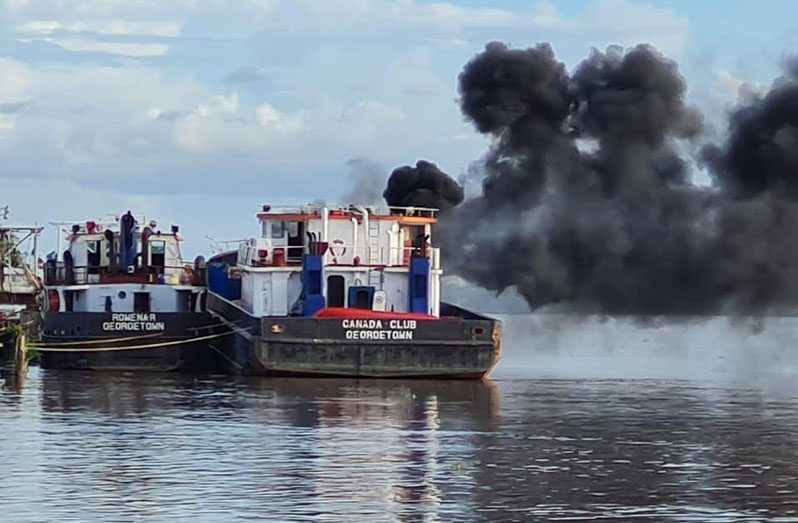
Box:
(0, 0), (796, 257)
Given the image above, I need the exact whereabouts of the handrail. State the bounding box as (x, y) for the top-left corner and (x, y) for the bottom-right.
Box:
(258, 204), (439, 218)
(241, 243), (432, 268)
(43, 263), (204, 286)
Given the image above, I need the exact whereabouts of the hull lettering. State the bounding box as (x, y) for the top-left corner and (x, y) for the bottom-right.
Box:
(103, 313), (165, 332)
(341, 318), (417, 341)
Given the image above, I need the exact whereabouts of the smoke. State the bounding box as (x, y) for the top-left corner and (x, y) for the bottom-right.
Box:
(398, 42), (798, 316)
(703, 64), (798, 199)
(340, 158), (386, 206)
(383, 160), (464, 211)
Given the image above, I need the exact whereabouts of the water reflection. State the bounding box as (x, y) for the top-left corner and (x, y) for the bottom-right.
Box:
(2, 369), (798, 522)
(3, 370), (500, 522)
(0, 365), (26, 394)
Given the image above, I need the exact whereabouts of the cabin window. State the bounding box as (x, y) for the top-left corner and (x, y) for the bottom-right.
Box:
(347, 286), (375, 309)
(176, 290), (191, 312)
(134, 292), (150, 313)
(354, 289), (372, 309)
(64, 291), (74, 312)
(150, 241), (166, 268)
(327, 275), (345, 307)
(87, 240), (101, 274)
(287, 221), (304, 259)
(271, 221), (286, 239)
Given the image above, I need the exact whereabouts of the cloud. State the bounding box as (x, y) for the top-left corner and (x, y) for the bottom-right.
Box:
(223, 66), (269, 84)
(0, 115), (16, 138)
(0, 0), (697, 253)
(0, 99), (35, 114)
(530, 0), (690, 56)
(25, 37), (170, 57)
(271, 0), (520, 33)
(713, 69), (765, 105)
(255, 102), (302, 133)
(17, 19), (181, 37)
(146, 92), (303, 154)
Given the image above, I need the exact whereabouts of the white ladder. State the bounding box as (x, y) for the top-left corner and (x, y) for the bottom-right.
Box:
(367, 220), (381, 265)
(367, 269), (382, 287)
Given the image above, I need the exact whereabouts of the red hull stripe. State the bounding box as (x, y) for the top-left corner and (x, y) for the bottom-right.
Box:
(313, 307), (436, 320)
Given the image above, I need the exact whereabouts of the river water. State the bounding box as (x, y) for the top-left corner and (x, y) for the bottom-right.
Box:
(1, 315), (798, 522)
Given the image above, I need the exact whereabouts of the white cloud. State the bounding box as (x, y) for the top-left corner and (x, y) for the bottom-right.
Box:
(255, 103), (303, 133)
(145, 92), (304, 154)
(531, 1), (576, 31)
(279, 0), (519, 32)
(0, 114), (17, 138)
(2, 0), (32, 13)
(530, 0), (689, 56)
(0, 0), (698, 242)
(5, 0), (691, 60)
(18, 19), (181, 37)
(714, 69), (765, 105)
(32, 37), (170, 57)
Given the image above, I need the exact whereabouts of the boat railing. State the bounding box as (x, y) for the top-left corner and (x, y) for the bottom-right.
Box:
(245, 243), (437, 269)
(258, 204), (439, 219)
(43, 263), (203, 286)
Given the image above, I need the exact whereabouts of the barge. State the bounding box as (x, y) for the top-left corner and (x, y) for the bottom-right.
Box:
(207, 204), (501, 379)
(40, 212), (216, 371)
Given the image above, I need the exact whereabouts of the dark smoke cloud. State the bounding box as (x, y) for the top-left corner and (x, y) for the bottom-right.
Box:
(383, 160), (464, 211)
(704, 65), (798, 199)
(418, 41), (798, 315)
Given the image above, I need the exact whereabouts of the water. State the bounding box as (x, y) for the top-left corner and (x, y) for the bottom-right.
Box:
(2, 315), (798, 522)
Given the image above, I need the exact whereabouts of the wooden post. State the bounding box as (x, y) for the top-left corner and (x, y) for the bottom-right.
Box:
(14, 332), (28, 378)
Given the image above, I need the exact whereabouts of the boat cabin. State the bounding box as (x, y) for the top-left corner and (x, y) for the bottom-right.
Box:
(215, 205), (443, 318)
(43, 212), (206, 314)
(0, 225), (43, 308)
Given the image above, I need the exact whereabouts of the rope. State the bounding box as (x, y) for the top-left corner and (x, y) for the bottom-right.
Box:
(37, 322), (236, 347)
(31, 329), (242, 353)
(39, 332), (165, 347)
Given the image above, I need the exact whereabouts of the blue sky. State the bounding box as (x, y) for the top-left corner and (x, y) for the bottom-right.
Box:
(0, 0), (796, 256)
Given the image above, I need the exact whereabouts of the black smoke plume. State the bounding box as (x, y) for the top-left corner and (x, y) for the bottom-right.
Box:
(383, 160), (464, 211)
(393, 42), (798, 315)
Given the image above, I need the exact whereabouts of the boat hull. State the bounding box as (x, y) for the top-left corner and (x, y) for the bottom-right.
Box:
(40, 312), (219, 372)
(208, 294), (502, 379)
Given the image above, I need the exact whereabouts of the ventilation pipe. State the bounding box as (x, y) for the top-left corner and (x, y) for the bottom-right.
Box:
(119, 211), (138, 273)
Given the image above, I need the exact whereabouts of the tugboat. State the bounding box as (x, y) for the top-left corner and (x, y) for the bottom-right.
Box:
(206, 204), (501, 379)
(40, 212), (215, 371)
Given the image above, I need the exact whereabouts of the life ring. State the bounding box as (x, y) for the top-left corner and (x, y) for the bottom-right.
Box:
(330, 239), (346, 263)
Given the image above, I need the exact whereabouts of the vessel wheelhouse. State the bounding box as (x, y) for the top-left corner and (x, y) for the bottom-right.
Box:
(1, 221), (43, 367)
(207, 204), (501, 379)
(40, 212), (214, 371)
(0, 224), (43, 310)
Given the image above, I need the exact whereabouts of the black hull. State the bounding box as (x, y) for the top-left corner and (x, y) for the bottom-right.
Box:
(40, 312), (220, 372)
(208, 294), (502, 379)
